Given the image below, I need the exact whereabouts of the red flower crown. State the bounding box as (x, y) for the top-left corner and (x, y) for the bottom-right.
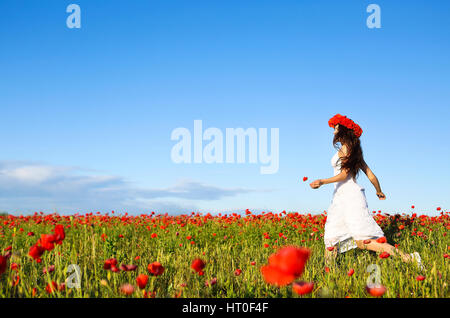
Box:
(328, 114), (363, 138)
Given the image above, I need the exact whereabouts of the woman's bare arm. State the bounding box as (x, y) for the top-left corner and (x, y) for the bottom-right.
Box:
(361, 160), (386, 200)
(311, 168), (350, 188)
(310, 145), (349, 188)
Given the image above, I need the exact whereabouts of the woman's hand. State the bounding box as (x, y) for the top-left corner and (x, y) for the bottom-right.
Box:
(310, 179), (323, 189)
(376, 191), (386, 200)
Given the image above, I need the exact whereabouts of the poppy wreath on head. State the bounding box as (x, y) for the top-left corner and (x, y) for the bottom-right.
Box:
(328, 114), (363, 138)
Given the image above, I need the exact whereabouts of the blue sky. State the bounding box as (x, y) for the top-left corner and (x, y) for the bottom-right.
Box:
(0, 0), (449, 215)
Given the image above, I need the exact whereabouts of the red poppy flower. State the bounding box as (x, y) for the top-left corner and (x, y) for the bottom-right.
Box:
(144, 290), (156, 298)
(103, 258), (118, 270)
(268, 247), (310, 277)
(366, 285), (386, 297)
(43, 265), (55, 274)
(260, 265), (295, 287)
(11, 275), (20, 287)
(292, 281), (314, 295)
(347, 269), (355, 277)
(28, 244), (45, 262)
(234, 269), (242, 276)
(111, 265), (120, 273)
(379, 252), (390, 259)
(376, 237), (387, 244)
(416, 275), (425, 281)
(58, 283), (65, 292)
(363, 239), (372, 244)
(120, 283), (134, 295)
(136, 274), (149, 289)
(327, 246), (335, 251)
(0, 255), (8, 275)
(261, 247), (310, 287)
(147, 261), (165, 276)
(52, 224), (65, 245)
(191, 258), (206, 273)
(302, 177), (308, 182)
(45, 281), (58, 294)
(37, 234), (56, 251)
(120, 264), (138, 272)
(328, 114), (363, 137)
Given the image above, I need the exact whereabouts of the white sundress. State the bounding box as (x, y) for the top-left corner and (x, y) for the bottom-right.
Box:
(324, 151), (385, 253)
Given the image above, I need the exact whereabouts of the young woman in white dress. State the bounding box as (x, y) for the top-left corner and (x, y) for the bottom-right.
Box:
(309, 114), (421, 267)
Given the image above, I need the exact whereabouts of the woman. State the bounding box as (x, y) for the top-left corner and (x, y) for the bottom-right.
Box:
(309, 114), (422, 268)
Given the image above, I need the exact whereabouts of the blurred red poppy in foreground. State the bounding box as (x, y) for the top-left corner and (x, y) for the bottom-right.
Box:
(45, 281), (64, 294)
(53, 224), (65, 244)
(292, 282), (314, 295)
(366, 285), (386, 297)
(147, 262), (165, 276)
(120, 283), (135, 295)
(191, 258), (206, 273)
(45, 281), (58, 294)
(104, 258), (118, 270)
(120, 264), (137, 272)
(416, 275), (425, 281)
(28, 224), (65, 262)
(0, 254), (10, 275)
(379, 252), (390, 259)
(261, 246), (310, 287)
(136, 274), (149, 289)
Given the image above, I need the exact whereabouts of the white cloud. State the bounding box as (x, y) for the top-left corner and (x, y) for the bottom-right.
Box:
(0, 161), (256, 214)
(2, 165), (60, 183)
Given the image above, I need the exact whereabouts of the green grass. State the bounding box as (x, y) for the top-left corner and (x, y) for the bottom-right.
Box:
(0, 211), (448, 298)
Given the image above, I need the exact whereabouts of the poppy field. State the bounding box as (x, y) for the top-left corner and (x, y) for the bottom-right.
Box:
(0, 209), (448, 298)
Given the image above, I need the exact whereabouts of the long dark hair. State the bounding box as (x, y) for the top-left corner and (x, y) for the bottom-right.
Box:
(333, 124), (365, 179)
